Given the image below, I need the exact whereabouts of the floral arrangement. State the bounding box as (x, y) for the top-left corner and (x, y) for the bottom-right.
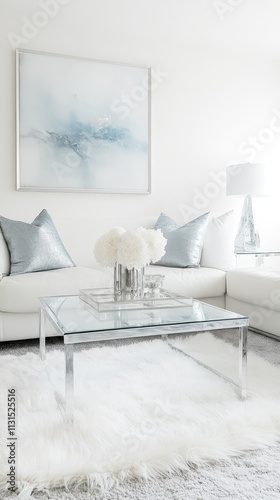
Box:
(94, 227), (167, 270)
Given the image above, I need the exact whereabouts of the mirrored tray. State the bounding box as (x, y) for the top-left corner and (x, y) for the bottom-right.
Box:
(79, 288), (193, 312)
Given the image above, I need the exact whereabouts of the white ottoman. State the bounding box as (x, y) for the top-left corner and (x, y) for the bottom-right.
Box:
(226, 268), (280, 338)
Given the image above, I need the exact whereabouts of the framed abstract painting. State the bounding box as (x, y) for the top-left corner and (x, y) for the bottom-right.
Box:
(16, 49), (151, 193)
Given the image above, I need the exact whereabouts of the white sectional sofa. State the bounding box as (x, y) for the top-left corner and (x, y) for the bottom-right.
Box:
(0, 261), (227, 342)
(226, 268), (280, 339)
(0, 209), (279, 342)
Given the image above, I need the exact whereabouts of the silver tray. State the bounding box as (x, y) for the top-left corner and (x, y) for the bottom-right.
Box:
(79, 288), (193, 312)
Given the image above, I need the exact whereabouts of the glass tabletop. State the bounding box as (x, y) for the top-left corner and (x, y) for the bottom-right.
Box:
(39, 295), (248, 336)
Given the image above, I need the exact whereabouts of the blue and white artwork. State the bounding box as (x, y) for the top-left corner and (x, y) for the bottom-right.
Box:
(17, 50), (150, 193)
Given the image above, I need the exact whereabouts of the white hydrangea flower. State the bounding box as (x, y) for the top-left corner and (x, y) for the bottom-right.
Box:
(117, 230), (150, 270)
(94, 226), (167, 269)
(94, 227), (126, 267)
(137, 227), (167, 263)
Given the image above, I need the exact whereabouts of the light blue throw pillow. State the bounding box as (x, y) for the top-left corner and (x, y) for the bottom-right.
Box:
(154, 212), (210, 268)
(0, 209), (76, 275)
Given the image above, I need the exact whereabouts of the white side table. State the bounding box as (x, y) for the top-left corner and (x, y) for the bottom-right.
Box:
(235, 250), (280, 267)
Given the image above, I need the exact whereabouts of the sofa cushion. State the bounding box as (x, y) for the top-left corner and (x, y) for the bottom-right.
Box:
(227, 268), (280, 312)
(0, 229), (10, 277)
(148, 264), (226, 298)
(0, 267), (113, 313)
(0, 264), (226, 314)
(154, 212), (210, 268)
(0, 209), (75, 276)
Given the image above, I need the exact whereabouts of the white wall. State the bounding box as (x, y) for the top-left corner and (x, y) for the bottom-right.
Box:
(1, 0), (280, 266)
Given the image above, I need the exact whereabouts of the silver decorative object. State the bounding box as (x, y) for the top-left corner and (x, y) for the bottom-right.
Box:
(114, 263), (144, 301)
(234, 195), (260, 252)
(144, 274), (165, 296)
(226, 163), (271, 252)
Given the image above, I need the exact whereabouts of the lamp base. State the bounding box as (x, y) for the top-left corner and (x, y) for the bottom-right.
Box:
(234, 195), (260, 252)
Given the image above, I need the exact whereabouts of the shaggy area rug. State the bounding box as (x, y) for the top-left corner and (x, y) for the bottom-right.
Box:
(0, 332), (280, 498)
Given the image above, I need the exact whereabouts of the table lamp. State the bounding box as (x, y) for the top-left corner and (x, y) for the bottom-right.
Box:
(226, 163), (270, 252)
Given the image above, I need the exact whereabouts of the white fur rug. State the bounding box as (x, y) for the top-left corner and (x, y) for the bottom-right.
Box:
(0, 333), (280, 497)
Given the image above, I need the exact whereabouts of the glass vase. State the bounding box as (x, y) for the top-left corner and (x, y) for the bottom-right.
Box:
(114, 263), (144, 301)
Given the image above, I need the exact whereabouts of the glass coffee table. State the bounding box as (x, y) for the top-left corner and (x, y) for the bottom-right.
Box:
(39, 294), (249, 421)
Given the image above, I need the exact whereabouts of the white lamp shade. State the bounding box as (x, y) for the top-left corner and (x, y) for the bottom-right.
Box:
(226, 163), (271, 197)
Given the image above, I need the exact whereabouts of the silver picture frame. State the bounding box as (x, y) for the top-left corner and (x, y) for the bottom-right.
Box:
(16, 49), (151, 194)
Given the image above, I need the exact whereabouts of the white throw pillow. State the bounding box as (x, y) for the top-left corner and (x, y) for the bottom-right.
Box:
(0, 228), (10, 276)
(201, 211), (236, 271)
